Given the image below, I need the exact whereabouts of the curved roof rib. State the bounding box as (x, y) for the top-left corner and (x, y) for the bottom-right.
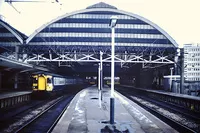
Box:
(27, 3), (178, 47)
(0, 19), (24, 44)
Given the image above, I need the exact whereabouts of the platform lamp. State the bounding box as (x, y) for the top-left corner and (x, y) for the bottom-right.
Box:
(109, 16), (118, 124)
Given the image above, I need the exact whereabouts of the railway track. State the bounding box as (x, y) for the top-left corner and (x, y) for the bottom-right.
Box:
(0, 95), (73, 133)
(14, 95), (74, 133)
(116, 87), (200, 133)
(0, 100), (47, 130)
(133, 94), (200, 122)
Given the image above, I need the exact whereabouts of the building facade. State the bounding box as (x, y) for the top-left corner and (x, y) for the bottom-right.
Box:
(184, 43), (200, 81)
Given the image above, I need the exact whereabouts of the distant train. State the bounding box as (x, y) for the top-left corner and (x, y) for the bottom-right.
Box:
(104, 77), (120, 85)
(86, 76), (120, 85)
(32, 73), (84, 95)
(86, 76), (97, 85)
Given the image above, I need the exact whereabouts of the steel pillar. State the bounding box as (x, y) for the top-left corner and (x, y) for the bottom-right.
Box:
(15, 45), (19, 60)
(180, 48), (184, 94)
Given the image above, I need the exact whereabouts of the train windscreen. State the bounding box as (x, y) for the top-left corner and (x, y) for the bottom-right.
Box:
(33, 77), (38, 84)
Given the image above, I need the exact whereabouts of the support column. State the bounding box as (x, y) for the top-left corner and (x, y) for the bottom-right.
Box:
(170, 67), (174, 92)
(14, 73), (18, 89)
(100, 51), (103, 93)
(180, 48), (184, 94)
(98, 63), (101, 108)
(174, 55), (179, 75)
(0, 72), (2, 89)
(158, 70), (161, 89)
(15, 45), (19, 61)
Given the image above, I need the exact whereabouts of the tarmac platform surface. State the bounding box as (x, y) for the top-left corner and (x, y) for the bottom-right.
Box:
(0, 91), (32, 99)
(52, 86), (177, 133)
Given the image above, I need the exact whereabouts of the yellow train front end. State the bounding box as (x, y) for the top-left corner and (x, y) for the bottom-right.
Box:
(32, 74), (53, 92)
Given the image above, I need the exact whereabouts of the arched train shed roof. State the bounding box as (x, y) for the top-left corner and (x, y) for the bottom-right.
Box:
(0, 19), (25, 44)
(26, 2), (178, 48)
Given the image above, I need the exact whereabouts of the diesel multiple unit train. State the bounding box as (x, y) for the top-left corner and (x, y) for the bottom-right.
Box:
(32, 73), (84, 95)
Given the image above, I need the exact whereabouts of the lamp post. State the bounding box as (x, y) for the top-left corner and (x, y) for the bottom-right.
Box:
(109, 16), (118, 124)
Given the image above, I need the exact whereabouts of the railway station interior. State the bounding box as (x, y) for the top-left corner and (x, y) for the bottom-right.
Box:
(0, 1), (200, 133)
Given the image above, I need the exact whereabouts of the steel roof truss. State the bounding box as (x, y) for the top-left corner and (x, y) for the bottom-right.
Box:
(25, 52), (174, 64)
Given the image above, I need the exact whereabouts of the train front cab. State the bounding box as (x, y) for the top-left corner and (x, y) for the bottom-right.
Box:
(32, 74), (53, 92)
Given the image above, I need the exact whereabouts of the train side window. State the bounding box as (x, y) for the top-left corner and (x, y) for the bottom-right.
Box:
(47, 78), (52, 84)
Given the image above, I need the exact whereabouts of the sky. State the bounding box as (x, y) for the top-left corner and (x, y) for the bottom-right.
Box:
(0, 0), (200, 47)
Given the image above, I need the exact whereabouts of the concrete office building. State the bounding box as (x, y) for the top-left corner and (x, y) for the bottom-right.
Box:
(184, 43), (200, 81)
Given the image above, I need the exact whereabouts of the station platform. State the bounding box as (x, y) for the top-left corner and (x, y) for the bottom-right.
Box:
(0, 91), (32, 110)
(0, 91), (32, 99)
(52, 86), (177, 133)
